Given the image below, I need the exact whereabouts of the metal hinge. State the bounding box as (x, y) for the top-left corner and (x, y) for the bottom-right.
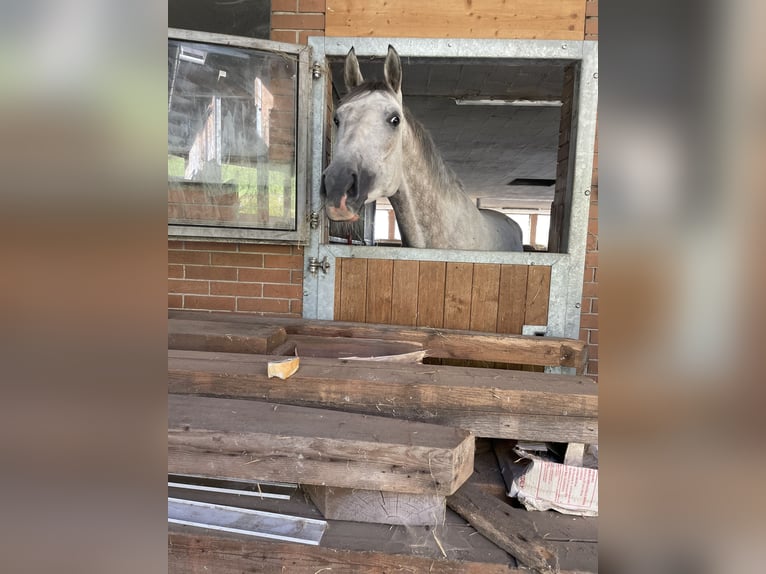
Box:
(308, 256), (330, 275)
(309, 211), (320, 229)
(312, 63), (322, 79)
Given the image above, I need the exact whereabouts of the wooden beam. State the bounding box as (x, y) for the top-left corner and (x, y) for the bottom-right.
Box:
(168, 318), (286, 354)
(168, 394), (474, 496)
(168, 350), (598, 444)
(169, 527), (546, 573)
(447, 481), (559, 573)
(168, 312), (588, 373)
(304, 485), (445, 526)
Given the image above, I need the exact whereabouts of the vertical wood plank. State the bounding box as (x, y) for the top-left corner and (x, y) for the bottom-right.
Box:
(416, 261), (446, 328)
(391, 260), (419, 326)
(366, 259), (394, 324)
(334, 257), (343, 320)
(469, 264), (501, 333)
(338, 258), (368, 322)
(524, 265), (552, 326)
(443, 263), (474, 330)
(497, 265), (529, 334)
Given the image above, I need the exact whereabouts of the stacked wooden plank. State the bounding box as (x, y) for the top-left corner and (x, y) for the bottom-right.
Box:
(167, 311), (598, 572)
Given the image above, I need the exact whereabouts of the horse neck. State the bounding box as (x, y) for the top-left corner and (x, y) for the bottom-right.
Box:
(389, 115), (474, 248)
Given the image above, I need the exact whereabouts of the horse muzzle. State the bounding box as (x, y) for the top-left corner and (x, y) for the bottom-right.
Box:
(321, 167), (361, 221)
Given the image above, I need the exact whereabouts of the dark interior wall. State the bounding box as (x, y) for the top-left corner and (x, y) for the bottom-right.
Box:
(168, 0), (271, 39)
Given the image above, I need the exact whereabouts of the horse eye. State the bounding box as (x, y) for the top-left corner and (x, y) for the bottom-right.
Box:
(333, 115), (339, 127)
(388, 114), (400, 127)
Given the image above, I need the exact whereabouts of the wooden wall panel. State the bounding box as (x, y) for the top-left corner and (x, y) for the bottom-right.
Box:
(416, 261), (446, 328)
(469, 264), (501, 332)
(326, 0), (586, 40)
(444, 263), (474, 330)
(366, 259), (394, 324)
(334, 259), (551, 336)
(337, 258), (368, 322)
(497, 264), (529, 334)
(391, 260), (419, 325)
(524, 265), (551, 326)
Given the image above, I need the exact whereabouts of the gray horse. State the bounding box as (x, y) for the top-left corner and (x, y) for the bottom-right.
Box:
(321, 45), (523, 252)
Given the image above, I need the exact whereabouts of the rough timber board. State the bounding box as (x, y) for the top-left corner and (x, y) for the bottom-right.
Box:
(168, 311), (588, 372)
(168, 350), (598, 443)
(168, 318), (286, 354)
(304, 485), (445, 526)
(325, 0), (586, 40)
(168, 395), (474, 496)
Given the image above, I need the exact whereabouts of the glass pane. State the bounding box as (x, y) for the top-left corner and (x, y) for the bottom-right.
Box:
(168, 40), (297, 230)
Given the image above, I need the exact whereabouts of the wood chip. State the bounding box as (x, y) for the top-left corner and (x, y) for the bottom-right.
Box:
(267, 356), (300, 379)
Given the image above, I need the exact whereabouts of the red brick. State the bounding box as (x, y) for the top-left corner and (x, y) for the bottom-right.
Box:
(582, 281), (599, 298)
(587, 344), (598, 360)
(271, 13), (324, 30)
(168, 240), (184, 250)
(184, 240), (237, 252)
(589, 330), (599, 345)
(169, 279), (209, 295)
(237, 298), (290, 313)
(168, 294), (183, 309)
(264, 254), (303, 269)
(579, 328), (590, 343)
(585, 17), (598, 37)
(239, 268), (292, 284)
(263, 284), (303, 299)
(168, 264), (183, 279)
(239, 243), (293, 254)
(272, 0), (297, 11)
(586, 0), (598, 17)
(185, 295), (236, 312)
(588, 216), (598, 235)
(168, 250), (210, 265)
(211, 252), (264, 268)
(585, 251), (598, 269)
(587, 233), (598, 252)
(185, 265), (237, 281)
(582, 297), (593, 312)
(291, 270), (304, 284)
(580, 313), (598, 330)
(590, 298), (598, 314)
(589, 202), (598, 219)
(211, 282), (263, 297)
(298, 0), (325, 12)
(585, 359), (598, 376)
(299, 30), (324, 44)
(290, 298), (303, 314)
(271, 29), (298, 43)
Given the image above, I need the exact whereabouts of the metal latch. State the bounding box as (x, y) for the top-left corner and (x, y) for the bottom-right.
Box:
(309, 211), (320, 229)
(308, 256), (330, 275)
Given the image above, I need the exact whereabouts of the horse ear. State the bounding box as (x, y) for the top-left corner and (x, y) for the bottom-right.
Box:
(384, 45), (402, 95)
(344, 47), (364, 90)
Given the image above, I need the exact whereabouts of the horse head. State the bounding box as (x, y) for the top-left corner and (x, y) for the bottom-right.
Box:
(321, 46), (405, 222)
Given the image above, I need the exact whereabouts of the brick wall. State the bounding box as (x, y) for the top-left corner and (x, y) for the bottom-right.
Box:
(168, 241), (304, 316)
(270, 0), (325, 44)
(580, 0), (598, 379)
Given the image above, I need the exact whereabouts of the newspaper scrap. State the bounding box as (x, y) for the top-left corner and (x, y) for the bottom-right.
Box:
(267, 356), (300, 379)
(498, 443), (598, 517)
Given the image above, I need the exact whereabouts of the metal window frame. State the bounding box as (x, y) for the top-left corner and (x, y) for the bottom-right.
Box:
(303, 38), (598, 340)
(167, 28), (312, 244)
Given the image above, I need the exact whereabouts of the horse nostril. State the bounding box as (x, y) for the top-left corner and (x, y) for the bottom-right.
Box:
(347, 172), (358, 198)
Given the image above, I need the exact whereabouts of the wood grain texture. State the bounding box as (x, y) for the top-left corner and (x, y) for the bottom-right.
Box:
(497, 265), (529, 334)
(169, 350), (598, 442)
(390, 260), (419, 326)
(304, 485), (446, 526)
(168, 319), (286, 354)
(365, 258), (394, 324)
(469, 264), (501, 332)
(325, 0), (586, 40)
(444, 263), (474, 330)
(168, 394), (474, 495)
(169, 528), (541, 574)
(448, 481), (559, 573)
(338, 258), (368, 322)
(524, 265), (552, 326)
(417, 261), (446, 328)
(169, 313), (587, 371)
